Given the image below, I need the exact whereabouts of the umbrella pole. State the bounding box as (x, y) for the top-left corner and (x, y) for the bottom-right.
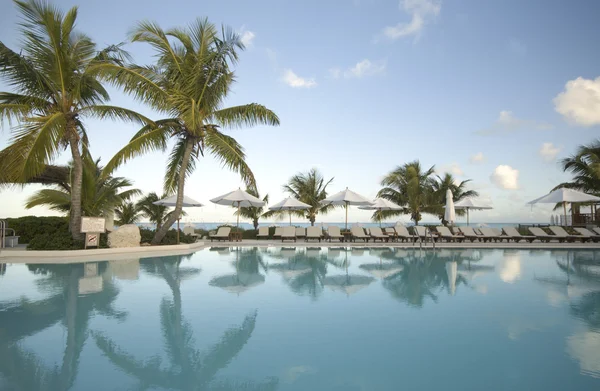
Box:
(289, 209), (292, 226)
(237, 201), (240, 230)
(467, 209), (470, 226)
(177, 217), (180, 244)
(345, 202), (348, 230)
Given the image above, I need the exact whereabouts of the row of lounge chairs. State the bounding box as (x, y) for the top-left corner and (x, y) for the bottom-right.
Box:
(210, 225), (600, 243)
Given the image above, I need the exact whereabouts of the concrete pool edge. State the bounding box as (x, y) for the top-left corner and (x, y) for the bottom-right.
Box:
(1, 240), (599, 263)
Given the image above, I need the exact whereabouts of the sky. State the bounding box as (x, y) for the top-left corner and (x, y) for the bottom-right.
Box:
(1, 0), (600, 225)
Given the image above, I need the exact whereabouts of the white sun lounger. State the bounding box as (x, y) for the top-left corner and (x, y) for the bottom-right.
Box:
(573, 227), (600, 243)
(295, 227), (306, 238)
(257, 226), (269, 239)
(413, 226), (429, 241)
(394, 225), (415, 242)
(480, 227), (502, 242)
(273, 227), (283, 239)
(436, 226), (463, 242)
(327, 226), (344, 242)
(281, 226), (296, 242)
(306, 226), (322, 242)
(528, 227), (555, 242)
(210, 227), (231, 242)
(458, 226), (481, 242)
(549, 226), (588, 243)
(369, 227), (388, 242)
(351, 226), (370, 242)
(502, 227), (536, 243)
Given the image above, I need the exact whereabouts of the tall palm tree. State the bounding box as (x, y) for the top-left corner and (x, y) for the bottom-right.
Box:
(114, 202), (140, 225)
(377, 160), (437, 225)
(431, 173), (479, 224)
(236, 188), (269, 230)
(136, 192), (170, 230)
(281, 168), (335, 226)
(24, 157), (139, 217)
(96, 19), (279, 244)
(0, 0), (150, 239)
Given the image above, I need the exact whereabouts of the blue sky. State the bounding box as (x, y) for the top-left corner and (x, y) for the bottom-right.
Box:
(1, 0), (600, 225)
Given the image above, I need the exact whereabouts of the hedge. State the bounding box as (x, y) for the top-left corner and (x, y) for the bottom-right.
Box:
(4, 216), (69, 244)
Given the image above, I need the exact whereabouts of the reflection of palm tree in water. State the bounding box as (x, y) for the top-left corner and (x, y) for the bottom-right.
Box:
(0, 263), (124, 390)
(94, 255), (278, 390)
(270, 250), (329, 300)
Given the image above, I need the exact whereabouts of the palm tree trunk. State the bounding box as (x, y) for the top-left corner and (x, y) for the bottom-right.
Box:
(67, 121), (83, 240)
(253, 219), (259, 230)
(152, 139), (194, 244)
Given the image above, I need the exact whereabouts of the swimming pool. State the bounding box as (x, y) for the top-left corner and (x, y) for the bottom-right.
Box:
(1, 247), (599, 390)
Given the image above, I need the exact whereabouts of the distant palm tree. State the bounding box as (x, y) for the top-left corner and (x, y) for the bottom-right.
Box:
(377, 161), (437, 225)
(236, 188), (269, 230)
(114, 202), (140, 225)
(0, 0), (150, 239)
(281, 168), (335, 226)
(25, 157), (139, 217)
(556, 139), (600, 195)
(97, 18), (279, 245)
(431, 173), (479, 224)
(136, 192), (169, 230)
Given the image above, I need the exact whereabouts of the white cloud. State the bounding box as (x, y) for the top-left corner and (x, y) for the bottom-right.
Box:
(437, 162), (464, 177)
(381, 0), (441, 40)
(539, 142), (561, 162)
(554, 76), (600, 127)
(240, 30), (255, 47)
(329, 68), (341, 79)
(282, 69), (317, 88)
(499, 251), (521, 283)
(490, 165), (519, 190)
(476, 110), (552, 135)
(469, 152), (485, 164)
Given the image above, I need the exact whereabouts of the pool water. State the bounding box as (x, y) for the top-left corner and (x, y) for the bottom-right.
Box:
(1, 247), (600, 390)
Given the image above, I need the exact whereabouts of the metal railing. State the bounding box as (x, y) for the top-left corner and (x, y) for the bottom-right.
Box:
(0, 220), (6, 250)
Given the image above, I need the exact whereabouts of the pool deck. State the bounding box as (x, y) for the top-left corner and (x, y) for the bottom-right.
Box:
(1, 238), (599, 263)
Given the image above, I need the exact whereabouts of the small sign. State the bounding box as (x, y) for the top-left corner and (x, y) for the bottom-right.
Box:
(85, 233), (99, 248)
(81, 217), (106, 233)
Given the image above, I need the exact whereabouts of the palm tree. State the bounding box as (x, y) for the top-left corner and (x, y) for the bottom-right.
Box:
(281, 168), (335, 226)
(24, 157), (140, 217)
(96, 19), (279, 244)
(377, 161), (437, 225)
(136, 192), (169, 230)
(236, 188), (269, 230)
(431, 173), (479, 224)
(114, 202), (140, 225)
(0, 0), (150, 239)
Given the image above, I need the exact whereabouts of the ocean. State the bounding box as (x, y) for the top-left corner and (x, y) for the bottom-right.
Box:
(138, 221), (527, 230)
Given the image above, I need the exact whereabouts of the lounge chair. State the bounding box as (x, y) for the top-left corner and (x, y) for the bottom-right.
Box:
(210, 227), (231, 242)
(384, 227), (398, 241)
(594, 227), (600, 236)
(549, 226), (589, 243)
(528, 227), (555, 243)
(326, 226), (344, 242)
(295, 227), (306, 238)
(281, 226), (296, 242)
(183, 226), (199, 241)
(502, 227), (536, 243)
(436, 226), (463, 242)
(257, 226), (269, 239)
(573, 227), (600, 243)
(394, 225), (415, 242)
(480, 227), (502, 242)
(273, 227), (283, 239)
(413, 226), (430, 241)
(351, 227), (370, 242)
(458, 227), (481, 242)
(369, 227), (388, 242)
(306, 226), (322, 242)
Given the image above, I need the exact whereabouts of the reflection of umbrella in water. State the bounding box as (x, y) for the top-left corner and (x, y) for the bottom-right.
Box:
(209, 247), (230, 255)
(327, 248), (343, 260)
(305, 247), (322, 259)
(351, 248), (367, 257)
(359, 262), (404, 279)
(324, 274), (375, 296)
(446, 261), (458, 295)
(269, 260), (312, 279)
(209, 272), (265, 295)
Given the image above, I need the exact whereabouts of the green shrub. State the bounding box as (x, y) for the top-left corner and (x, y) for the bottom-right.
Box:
(27, 230), (109, 250)
(4, 216), (69, 243)
(139, 228), (195, 245)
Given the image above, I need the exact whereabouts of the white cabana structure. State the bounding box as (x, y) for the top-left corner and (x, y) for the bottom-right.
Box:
(454, 198), (493, 226)
(269, 197), (311, 226)
(153, 195), (203, 243)
(358, 198), (402, 227)
(210, 188), (266, 229)
(527, 188), (600, 226)
(444, 189), (456, 225)
(322, 187), (373, 229)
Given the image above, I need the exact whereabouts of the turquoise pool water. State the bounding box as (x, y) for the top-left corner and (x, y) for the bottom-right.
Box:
(1, 247), (600, 390)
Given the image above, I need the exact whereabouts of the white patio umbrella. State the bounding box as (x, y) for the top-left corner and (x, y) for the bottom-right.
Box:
(269, 197), (311, 226)
(454, 198), (493, 226)
(527, 188), (600, 227)
(153, 195), (203, 243)
(444, 189), (456, 225)
(358, 198), (402, 227)
(322, 187), (373, 229)
(210, 188), (266, 229)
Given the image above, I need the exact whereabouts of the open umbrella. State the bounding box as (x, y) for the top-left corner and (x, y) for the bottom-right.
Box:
(444, 189), (456, 226)
(359, 198), (402, 227)
(269, 197), (311, 226)
(322, 187), (372, 229)
(153, 195), (203, 244)
(208, 272), (265, 295)
(210, 188), (266, 230)
(527, 188), (600, 227)
(454, 198), (493, 226)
